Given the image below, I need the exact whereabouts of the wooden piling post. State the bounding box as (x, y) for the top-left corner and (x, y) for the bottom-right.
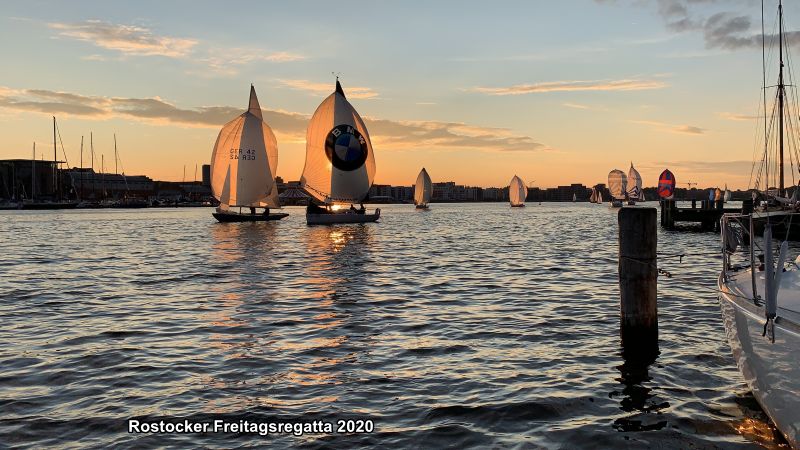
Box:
(618, 207), (658, 352)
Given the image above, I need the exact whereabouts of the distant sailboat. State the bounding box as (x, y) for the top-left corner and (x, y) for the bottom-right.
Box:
(509, 175), (527, 207)
(210, 85), (287, 222)
(414, 168), (432, 209)
(589, 187), (597, 203)
(608, 169), (627, 208)
(572, 192), (577, 202)
(627, 163), (644, 204)
(724, 184), (732, 202)
(302, 79), (380, 225)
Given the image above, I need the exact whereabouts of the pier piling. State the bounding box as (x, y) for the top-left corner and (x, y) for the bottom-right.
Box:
(618, 207), (658, 353)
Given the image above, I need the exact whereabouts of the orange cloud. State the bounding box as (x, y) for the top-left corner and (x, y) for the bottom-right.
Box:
(473, 79), (667, 95)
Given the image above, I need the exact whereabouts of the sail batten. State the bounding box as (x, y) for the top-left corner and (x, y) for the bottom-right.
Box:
(301, 80), (375, 204)
(210, 85), (279, 208)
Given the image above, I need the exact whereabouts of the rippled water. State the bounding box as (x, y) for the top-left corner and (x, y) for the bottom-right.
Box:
(0, 204), (788, 448)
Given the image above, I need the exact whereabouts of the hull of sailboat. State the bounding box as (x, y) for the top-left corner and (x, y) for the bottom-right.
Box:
(510, 204), (525, 208)
(212, 211), (289, 223)
(610, 200), (623, 208)
(306, 209), (380, 225)
(718, 272), (800, 447)
(415, 204), (429, 209)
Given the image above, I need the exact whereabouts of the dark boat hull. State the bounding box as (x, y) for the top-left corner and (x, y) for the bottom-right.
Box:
(212, 212), (289, 223)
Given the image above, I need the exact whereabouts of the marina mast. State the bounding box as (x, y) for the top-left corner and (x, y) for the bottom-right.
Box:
(779, 0), (785, 194)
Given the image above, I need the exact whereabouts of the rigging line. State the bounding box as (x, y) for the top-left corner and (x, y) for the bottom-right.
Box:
(55, 122), (69, 168)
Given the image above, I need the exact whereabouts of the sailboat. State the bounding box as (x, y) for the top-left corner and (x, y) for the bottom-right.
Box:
(718, 2), (800, 447)
(414, 168), (432, 209)
(627, 163), (644, 205)
(302, 79), (380, 225)
(724, 184), (732, 202)
(210, 85), (287, 223)
(588, 187), (597, 203)
(657, 169), (676, 199)
(572, 192), (577, 202)
(509, 175), (527, 207)
(608, 169), (627, 208)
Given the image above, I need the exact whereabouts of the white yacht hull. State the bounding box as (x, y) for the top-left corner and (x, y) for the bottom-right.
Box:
(718, 272), (800, 447)
(306, 208), (380, 225)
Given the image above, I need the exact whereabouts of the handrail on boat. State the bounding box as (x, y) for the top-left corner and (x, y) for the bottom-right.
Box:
(720, 213), (761, 303)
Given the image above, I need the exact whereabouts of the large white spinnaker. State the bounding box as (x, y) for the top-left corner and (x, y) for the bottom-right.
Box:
(608, 169), (627, 200)
(627, 163), (644, 201)
(414, 168), (432, 206)
(210, 85), (279, 209)
(301, 80), (376, 204)
(509, 175), (527, 206)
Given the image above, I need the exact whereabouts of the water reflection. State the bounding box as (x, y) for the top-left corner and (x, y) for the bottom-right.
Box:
(611, 347), (669, 432)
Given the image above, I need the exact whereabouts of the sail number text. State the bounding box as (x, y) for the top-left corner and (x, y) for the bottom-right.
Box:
(229, 148), (257, 160)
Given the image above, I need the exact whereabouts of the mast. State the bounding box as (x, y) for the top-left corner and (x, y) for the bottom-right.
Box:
(779, 0), (785, 194)
(101, 154), (105, 200)
(80, 136), (83, 201)
(32, 142), (35, 201)
(53, 116), (58, 200)
(90, 132), (94, 198)
(114, 134), (117, 199)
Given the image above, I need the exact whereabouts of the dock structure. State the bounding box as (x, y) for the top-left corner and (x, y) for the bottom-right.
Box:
(660, 199), (742, 231)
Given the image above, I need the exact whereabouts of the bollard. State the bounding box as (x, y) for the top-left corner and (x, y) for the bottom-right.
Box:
(618, 207), (658, 353)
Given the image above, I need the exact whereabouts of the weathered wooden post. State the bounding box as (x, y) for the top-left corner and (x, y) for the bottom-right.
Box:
(618, 207), (658, 354)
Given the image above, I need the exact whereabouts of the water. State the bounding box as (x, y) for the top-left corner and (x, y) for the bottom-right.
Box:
(0, 204), (787, 448)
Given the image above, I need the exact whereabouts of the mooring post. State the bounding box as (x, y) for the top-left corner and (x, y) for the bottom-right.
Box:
(618, 207), (658, 353)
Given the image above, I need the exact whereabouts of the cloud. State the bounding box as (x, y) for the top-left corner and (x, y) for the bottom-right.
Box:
(279, 79), (379, 99)
(472, 79), (667, 96)
(0, 86), (543, 153)
(631, 119), (706, 135)
(597, 0), (800, 50)
(647, 160), (754, 176)
(718, 111), (761, 121)
(46, 20), (305, 77)
(200, 49), (306, 75)
(48, 20), (197, 57)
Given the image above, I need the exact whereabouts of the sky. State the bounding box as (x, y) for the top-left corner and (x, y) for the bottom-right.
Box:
(0, 0), (798, 189)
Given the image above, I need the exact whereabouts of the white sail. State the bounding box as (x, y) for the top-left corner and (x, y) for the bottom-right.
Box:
(608, 169), (627, 200)
(509, 175), (527, 206)
(589, 188), (596, 203)
(301, 80), (375, 204)
(210, 85), (279, 208)
(414, 168), (432, 206)
(573, 193), (577, 202)
(597, 190), (603, 203)
(627, 163), (643, 201)
(724, 184), (732, 202)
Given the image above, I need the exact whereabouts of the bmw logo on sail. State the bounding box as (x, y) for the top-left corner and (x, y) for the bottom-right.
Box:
(325, 125), (368, 171)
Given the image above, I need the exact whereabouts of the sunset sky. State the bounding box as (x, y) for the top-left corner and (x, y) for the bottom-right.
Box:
(0, 0), (798, 189)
